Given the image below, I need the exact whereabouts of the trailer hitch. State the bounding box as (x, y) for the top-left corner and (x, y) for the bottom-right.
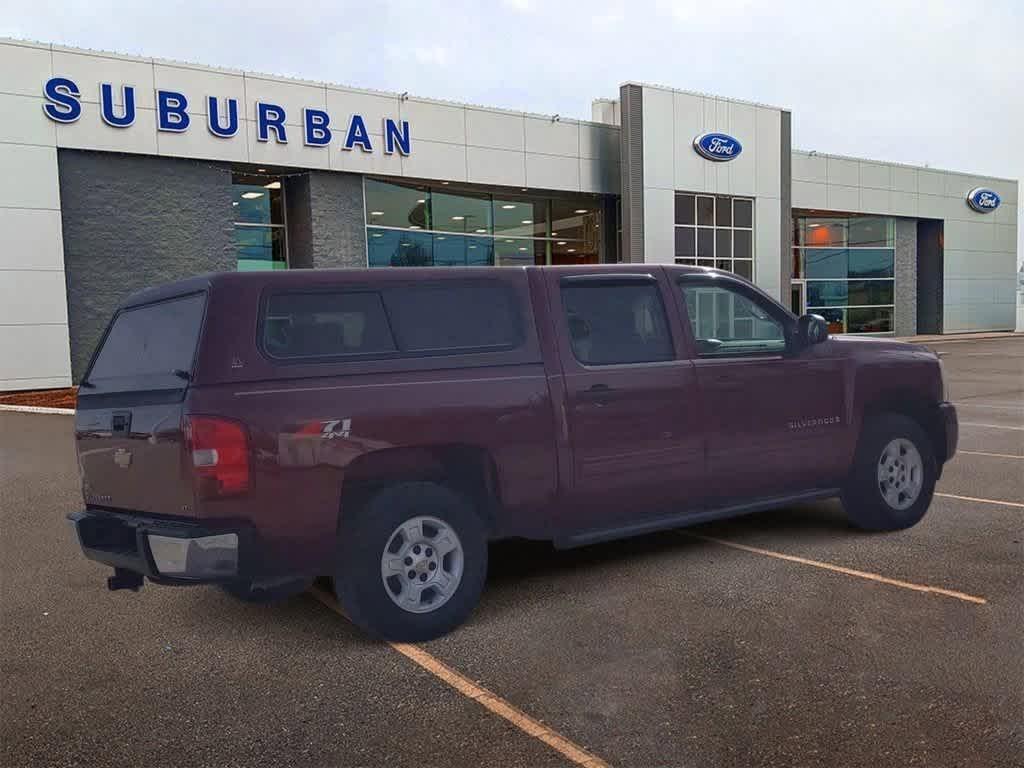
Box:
(107, 568), (144, 592)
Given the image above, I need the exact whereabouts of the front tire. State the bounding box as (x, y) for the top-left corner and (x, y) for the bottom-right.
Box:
(334, 482), (488, 641)
(841, 412), (937, 531)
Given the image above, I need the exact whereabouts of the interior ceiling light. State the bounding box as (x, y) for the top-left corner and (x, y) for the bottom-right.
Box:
(557, 241), (567, 245)
(409, 225), (421, 229)
(370, 211), (384, 216)
(263, 181), (281, 189)
(568, 248), (576, 253)
(416, 198), (426, 204)
(501, 204), (516, 210)
(451, 215), (465, 221)
(505, 239), (514, 243)
(475, 228), (487, 233)
(521, 220), (532, 224)
(241, 192), (264, 199)
(551, 232), (558, 236)
(371, 233), (382, 238)
(257, 168), (267, 172)
(441, 181), (450, 185)
(518, 247), (527, 251)
(574, 209), (587, 214)
(231, 201), (238, 206)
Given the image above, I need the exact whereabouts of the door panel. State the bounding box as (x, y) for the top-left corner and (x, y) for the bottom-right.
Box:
(547, 270), (706, 528)
(679, 277), (847, 501)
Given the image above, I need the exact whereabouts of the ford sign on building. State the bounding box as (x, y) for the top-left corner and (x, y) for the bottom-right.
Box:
(966, 187), (1001, 213)
(693, 132), (743, 162)
(0, 38), (1019, 391)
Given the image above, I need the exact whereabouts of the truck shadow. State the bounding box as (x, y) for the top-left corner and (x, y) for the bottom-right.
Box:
(486, 499), (852, 587)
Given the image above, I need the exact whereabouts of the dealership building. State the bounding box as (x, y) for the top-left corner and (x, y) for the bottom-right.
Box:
(0, 37), (1019, 391)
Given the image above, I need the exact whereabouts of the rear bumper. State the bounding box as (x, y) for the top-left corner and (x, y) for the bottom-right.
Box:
(938, 401), (958, 462)
(68, 508), (252, 586)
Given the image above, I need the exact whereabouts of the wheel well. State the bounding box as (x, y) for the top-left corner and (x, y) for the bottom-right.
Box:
(338, 445), (501, 534)
(862, 392), (949, 464)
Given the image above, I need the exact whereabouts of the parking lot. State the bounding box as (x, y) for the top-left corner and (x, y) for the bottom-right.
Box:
(1, 336), (1021, 768)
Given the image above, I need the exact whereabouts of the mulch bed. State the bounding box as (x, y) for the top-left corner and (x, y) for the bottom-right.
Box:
(0, 387), (78, 409)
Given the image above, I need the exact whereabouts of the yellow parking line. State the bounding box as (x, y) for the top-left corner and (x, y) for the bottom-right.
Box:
(684, 534), (987, 605)
(958, 450), (1023, 460)
(936, 492), (1024, 509)
(310, 587), (610, 768)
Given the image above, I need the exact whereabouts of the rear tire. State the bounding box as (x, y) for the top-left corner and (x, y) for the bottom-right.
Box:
(841, 412), (937, 531)
(334, 481), (488, 641)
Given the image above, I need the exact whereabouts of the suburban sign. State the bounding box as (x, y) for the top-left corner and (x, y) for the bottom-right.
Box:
(966, 187), (1001, 213)
(693, 132), (742, 162)
(41, 77), (412, 155)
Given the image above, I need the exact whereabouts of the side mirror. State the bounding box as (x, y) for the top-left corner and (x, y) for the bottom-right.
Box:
(796, 313), (829, 347)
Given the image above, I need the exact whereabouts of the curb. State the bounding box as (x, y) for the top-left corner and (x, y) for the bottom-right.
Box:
(0, 404), (75, 415)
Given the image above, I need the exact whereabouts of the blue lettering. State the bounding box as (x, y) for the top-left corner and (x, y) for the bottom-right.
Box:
(42, 77), (82, 123)
(207, 97), (238, 138)
(343, 114), (373, 152)
(156, 90), (190, 132)
(383, 118), (410, 155)
(257, 102), (287, 143)
(99, 83), (136, 128)
(303, 108), (332, 146)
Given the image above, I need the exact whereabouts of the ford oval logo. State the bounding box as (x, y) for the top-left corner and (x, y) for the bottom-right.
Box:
(693, 132), (743, 162)
(966, 187), (1001, 213)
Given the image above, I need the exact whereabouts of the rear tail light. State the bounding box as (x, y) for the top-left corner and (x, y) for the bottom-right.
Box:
(185, 416), (250, 497)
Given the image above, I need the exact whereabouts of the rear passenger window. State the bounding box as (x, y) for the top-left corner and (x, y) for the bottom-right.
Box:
(561, 282), (674, 365)
(382, 282), (522, 353)
(263, 292), (397, 358)
(262, 281), (523, 360)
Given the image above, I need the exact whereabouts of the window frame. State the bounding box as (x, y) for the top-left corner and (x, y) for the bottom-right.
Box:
(675, 273), (796, 360)
(557, 273), (679, 368)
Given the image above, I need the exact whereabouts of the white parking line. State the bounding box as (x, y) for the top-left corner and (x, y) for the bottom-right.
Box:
(935, 492), (1024, 509)
(954, 403), (1024, 411)
(958, 450), (1023, 460)
(959, 421), (1024, 431)
(684, 534), (987, 604)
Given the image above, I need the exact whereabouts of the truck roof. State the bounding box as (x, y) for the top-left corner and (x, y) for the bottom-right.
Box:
(118, 263), (716, 310)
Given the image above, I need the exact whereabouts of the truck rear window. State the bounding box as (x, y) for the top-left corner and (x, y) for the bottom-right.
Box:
(87, 293), (206, 385)
(262, 281), (522, 360)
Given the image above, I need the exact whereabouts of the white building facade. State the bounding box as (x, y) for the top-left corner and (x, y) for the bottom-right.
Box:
(0, 38), (1018, 390)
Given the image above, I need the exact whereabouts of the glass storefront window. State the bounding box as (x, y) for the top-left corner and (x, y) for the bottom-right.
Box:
(433, 189), (492, 234)
(673, 193), (754, 278)
(364, 178), (603, 267)
(494, 195), (547, 238)
(233, 173), (287, 270)
(365, 179), (429, 230)
(795, 213), (896, 335)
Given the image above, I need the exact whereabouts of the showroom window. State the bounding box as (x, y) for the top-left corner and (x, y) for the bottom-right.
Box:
(673, 193), (754, 280)
(365, 178), (603, 267)
(792, 215), (895, 334)
(233, 173), (287, 270)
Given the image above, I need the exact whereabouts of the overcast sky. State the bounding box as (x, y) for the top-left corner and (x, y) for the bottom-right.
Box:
(3, 0), (1021, 266)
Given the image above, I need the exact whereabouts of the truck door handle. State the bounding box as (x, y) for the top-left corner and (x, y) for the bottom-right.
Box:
(579, 384), (614, 402)
(712, 374), (744, 392)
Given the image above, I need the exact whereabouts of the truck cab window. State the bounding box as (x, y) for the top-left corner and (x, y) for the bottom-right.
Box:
(680, 282), (786, 357)
(561, 282), (673, 365)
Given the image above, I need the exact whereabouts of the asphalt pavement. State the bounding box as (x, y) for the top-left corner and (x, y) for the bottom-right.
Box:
(1, 336), (1021, 768)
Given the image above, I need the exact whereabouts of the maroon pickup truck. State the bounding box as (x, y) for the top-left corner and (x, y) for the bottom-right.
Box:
(69, 265), (957, 640)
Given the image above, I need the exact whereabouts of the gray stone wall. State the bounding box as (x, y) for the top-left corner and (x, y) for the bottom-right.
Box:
(308, 171), (367, 269)
(284, 173), (314, 269)
(57, 150), (235, 381)
(894, 218), (918, 336)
